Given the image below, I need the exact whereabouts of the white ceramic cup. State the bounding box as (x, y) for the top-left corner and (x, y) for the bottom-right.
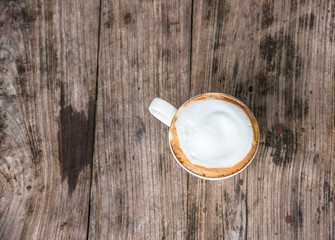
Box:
(149, 93), (259, 180)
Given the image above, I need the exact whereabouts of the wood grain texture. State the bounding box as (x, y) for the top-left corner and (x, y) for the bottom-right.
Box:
(1, 0), (334, 239)
(189, 0), (334, 239)
(0, 0), (99, 239)
(88, 0), (192, 239)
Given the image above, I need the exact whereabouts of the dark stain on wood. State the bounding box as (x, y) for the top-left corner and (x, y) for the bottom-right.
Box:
(212, 57), (218, 74)
(299, 12), (315, 30)
(241, 192), (246, 200)
(104, 10), (114, 29)
(235, 180), (241, 196)
(276, 124), (284, 134)
(123, 12), (132, 25)
(290, 0), (298, 13)
(45, 10), (53, 21)
(134, 116), (145, 142)
(60, 222), (68, 230)
(215, 203), (221, 217)
(299, 14), (308, 29)
(254, 72), (276, 96)
(265, 126), (298, 166)
(253, 103), (266, 128)
(45, 42), (59, 91)
(113, 151), (124, 171)
(214, 38), (225, 50)
(292, 199), (303, 230)
(113, 190), (123, 228)
(259, 32), (299, 78)
(313, 153), (320, 163)
(161, 218), (166, 240)
(0, 186), (3, 200)
(232, 59), (239, 81)
(298, 205), (303, 227)
(159, 154), (167, 178)
(25, 197), (34, 216)
(259, 35), (277, 71)
(284, 94), (309, 120)
(0, 112), (7, 148)
(186, 202), (198, 239)
(213, 225), (222, 239)
(21, 7), (40, 23)
(203, 0), (216, 22)
(204, 8), (212, 22)
(309, 13), (315, 30)
(330, 1), (335, 42)
(162, 48), (171, 60)
(57, 84), (94, 194)
(248, 85), (254, 93)
(26, 185), (32, 190)
(234, 82), (244, 101)
(15, 55), (34, 100)
(290, 41), (301, 78)
(20, 223), (29, 240)
(26, 125), (43, 175)
(218, 74), (226, 85)
(17, 61), (26, 75)
(213, 0), (229, 50)
(261, 2), (274, 29)
(15, 57), (28, 91)
(0, 74), (16, 107)
(223, 190), (231, 204)
(113, 119), (121, 127)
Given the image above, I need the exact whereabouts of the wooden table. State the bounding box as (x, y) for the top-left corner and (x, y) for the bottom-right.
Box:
(0, 0), (334, 239)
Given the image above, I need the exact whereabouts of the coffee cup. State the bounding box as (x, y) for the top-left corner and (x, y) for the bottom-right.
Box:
(149, 93), (259, 180)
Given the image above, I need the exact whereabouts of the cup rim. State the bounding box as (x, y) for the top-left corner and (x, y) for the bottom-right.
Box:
(168, 92), (260, 180)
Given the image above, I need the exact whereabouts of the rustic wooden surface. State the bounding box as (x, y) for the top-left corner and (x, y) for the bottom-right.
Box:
(0, 0), (334, 239)
(0, 0), (99, 239)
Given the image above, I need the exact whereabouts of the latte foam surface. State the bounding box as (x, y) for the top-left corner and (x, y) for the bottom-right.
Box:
(174, 99), (253, 168)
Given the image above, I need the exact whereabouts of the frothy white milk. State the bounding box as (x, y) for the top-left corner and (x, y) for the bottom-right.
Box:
(174, 99), (253, 168)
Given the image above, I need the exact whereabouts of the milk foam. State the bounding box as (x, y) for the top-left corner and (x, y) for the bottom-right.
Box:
(174, 99), (253, 168)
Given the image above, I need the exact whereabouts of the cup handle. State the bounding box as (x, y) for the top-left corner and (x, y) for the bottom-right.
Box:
(149, 98), (178, 127)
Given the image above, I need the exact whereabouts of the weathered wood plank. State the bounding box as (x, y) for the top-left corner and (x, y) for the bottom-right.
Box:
(88, 0), (192, 239)
(89, 0), (192, 239)
(189, 0), (334, 239)
(0, 1), (99, 239)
